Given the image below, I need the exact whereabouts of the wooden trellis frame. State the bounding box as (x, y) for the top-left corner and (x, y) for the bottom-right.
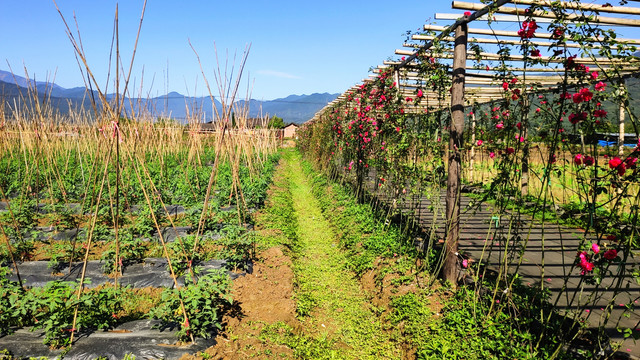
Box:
(311, 0), (640, 286)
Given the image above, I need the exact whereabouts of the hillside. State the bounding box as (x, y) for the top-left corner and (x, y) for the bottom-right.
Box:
(0, 70), (337, 124)
(238, 93), (339, 124)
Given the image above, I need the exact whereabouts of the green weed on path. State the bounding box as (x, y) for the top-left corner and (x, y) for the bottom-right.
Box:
(267, 149), (406, 359)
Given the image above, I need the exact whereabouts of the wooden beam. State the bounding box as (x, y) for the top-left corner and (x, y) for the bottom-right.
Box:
(452, 1), (640, 27)
(509, 0), (640, 16)
(394, 0), (512, 69)
(410, 36), (607, 49)
(376, 64), (638, 74)
(435, 13), (555, 23)
(619, 87), (626, 156)
(472, 51), (638, 64)
(317, 0), (640, 122)
(423, 24), (640, 45)
(398, 81), (560, 93)
(394, 48), (639, 65)
(397, 73), (573, 82)
(383, 60), (421, 67)
(425, 24), (554, 39)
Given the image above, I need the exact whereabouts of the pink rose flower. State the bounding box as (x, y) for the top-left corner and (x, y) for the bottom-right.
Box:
(574, 154), (583, 165)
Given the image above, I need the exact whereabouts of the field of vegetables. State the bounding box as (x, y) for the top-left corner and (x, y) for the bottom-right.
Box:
(0, 116), (280, 355)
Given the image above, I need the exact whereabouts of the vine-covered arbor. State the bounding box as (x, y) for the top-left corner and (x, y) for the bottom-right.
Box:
(300, 0), (640, 354)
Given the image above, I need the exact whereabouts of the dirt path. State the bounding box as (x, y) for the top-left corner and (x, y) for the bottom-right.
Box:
(286, 151), (405, 359)
(186, 150), (407, 359)
(186, 244), (297, 359)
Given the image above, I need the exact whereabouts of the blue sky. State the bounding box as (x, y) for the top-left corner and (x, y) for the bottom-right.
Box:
(1, 1), (456, 100)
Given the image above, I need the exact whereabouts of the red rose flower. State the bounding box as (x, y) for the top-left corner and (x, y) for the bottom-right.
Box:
(569, 112), (587, 124)
(625, 157), (637, 169)
(603, 249), (618, 260)
(573, 93), (583, 104)
(574, 154), (583, 165)
(609, 157), (623, 169)
(580, 88), (593, 102)
(593, 109), (607, 118)
(552, 27), (565, 39)
(583, 156), (594, 166)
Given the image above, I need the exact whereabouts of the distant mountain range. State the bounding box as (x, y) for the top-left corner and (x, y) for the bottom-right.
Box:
(0, 70), (338, 124)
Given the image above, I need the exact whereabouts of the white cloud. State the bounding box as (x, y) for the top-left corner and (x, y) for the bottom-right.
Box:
(256, 70), (301, 79)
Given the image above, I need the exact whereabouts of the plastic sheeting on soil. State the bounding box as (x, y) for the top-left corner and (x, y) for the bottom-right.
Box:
(6, 258), (247, 288)
(0, 319), (216, 360)
(11, 226), (228, 244)
(0, 202), (186, 216)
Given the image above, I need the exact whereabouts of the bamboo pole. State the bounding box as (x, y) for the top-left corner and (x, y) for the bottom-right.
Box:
(393, 48), (639, 65)
(619, 100), (626, 156)
(376, 64), (640, 74)
(398, 75), (585, 85)
(521, 96), (530, 197)
(70, 142), (114, 344)
(410, 36), (605, 49)
(114, 4), (121, 288)
(510, 0), (640, 16)
(470, 111), (476, 182)
(452, 1), (640, 26)
(394, 70), (400, 90)
(128, 149), (195, 344)
(424, 24), (640, 45)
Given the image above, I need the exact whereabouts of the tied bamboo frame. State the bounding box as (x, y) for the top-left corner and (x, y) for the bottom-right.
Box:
(0, 2), (280, 347)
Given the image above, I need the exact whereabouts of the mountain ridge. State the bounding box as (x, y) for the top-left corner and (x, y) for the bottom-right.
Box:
(0, 70), (337, 124)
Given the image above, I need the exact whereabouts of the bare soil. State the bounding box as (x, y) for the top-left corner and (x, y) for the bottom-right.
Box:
(181, 245), (298, 359)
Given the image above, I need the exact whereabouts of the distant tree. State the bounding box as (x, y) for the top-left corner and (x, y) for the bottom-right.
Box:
(268, 115), (285, 129)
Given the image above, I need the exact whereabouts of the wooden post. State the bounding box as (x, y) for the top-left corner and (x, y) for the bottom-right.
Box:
(619, 101), (625, 156)
(521, 96), (530, 198)
(443, 23), (467, 286)
(470, 111), (476, 182)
